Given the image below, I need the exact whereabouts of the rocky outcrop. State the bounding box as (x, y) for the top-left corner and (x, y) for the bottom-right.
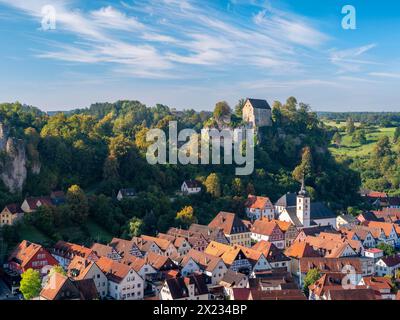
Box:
(0, 122), (29, 193)
(0, 138), (27, 193)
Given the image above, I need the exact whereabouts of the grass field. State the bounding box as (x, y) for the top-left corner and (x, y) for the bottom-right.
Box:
(324, 121), (396, 158)
(18, 223), (51, 244)
(86, 219), (113, 243)
(16, 219), (112, 247)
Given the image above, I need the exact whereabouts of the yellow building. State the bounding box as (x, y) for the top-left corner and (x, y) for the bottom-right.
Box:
(0, 204), (24, 227)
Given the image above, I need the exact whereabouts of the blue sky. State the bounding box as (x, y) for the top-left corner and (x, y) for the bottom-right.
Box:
(0, 0), (400, 112)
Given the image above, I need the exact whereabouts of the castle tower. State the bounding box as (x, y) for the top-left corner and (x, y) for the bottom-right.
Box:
(296, 179), (310, 227)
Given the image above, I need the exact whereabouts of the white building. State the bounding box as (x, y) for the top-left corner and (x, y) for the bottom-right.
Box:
(97, 257), (144, 300)
(375, 255), (400, 277)
(244, 195), (275, 220)
(181, 180), (202, 195)
(278, 182), (336, 229)
(160, 274), (209, 300)
(68, 256), (108, 298)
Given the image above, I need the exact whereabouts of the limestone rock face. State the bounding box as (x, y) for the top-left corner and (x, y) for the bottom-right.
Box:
(0, 122), (31, 193)
(0, 137), (27, 193)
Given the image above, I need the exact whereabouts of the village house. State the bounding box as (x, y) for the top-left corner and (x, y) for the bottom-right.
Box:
(339, 227), (377, 249)
(359, 276), (395, 300)
(375, 254), (400, 277)
(364, 221), (400, 247)
(301, 234), (360, 258)
(178, 255), (201, 277)
(244, 195), (275, 220)
(6, 240), (58, 275)
(181, 180), (202, 195)
(249, 270), (299, 291)
(242, 98), (272, 128)
(141, 235), (178, 257)
(160, 273), (209, 300)
(373, 208), (400, 224)
(96, 256), (144, 300)
(297, 257), (373, 287)
(145, 252), (178, 273)
(90, 243), (122, 261)
(157, 233), (191, 256)
(251, 241), (291, 272)
(364, 248), (384, 261)
(250, 218), (285, 249)
(205, 241), (271, 276)
(219, 270), (249, 299)
(52, 241), (98, 269)
(67, 256), (108, 298)
(188, 223), (229, 245)
(120, 255), (157, 280)
(40, 272), (98, 300)
(0, 204), (24, 227)
(308, 273), (345, 300)
(294, 225), (338, 243)
(336, 214), (358, 229)
(131, 237), (163, 256)
(21, 196), (53, 213)
(179, 249), (228, 285)
(277, 183), (337, 228)
(208, 212), (251, 247)
(284, 241), (320, 277)
(308, 273), (378, 300)
(167, 227), (210, 251)
(116, 188), (136, 201)
(109, 238), (144, 259)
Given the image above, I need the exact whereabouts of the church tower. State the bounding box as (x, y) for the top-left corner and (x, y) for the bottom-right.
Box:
(296, 179), (311, 227)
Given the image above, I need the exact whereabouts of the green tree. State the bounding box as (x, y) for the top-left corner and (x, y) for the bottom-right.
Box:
(20, 269), (42, 300)
(66, 185), (89, 224)
(374, 136), (392, 158)
(49, 265), (67, 277)
(352, 130), (367, 145)
(246, 182), (256, 196)
(234, 98), (246, 118)
(204, 173), (221, 198)
(377, 242), (396, 256)
(292, 146), (313, 182)
(103, 155), (120, 182)
(346, 117), (355, 134)
(176, 206), (196, 227)
(303, 268), (321, 296)
(232, 178), (243, 196)
(332, 132), (342, 146)
(129, 217), (143, 237)
(213, 101), (231, 121)
(394, 127), (400, 143)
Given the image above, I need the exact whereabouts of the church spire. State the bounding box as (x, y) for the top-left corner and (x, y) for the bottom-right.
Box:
(298, 173), (308, 196)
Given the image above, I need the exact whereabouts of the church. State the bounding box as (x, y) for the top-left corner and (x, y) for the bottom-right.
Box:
(276, 182), (337, 229)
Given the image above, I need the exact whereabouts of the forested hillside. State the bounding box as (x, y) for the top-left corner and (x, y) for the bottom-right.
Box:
(324, 116), (400, 196)
(0, 98), (362, 257)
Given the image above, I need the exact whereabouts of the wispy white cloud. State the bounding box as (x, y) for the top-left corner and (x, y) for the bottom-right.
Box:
(253, 9), (327, 47)
(0, 0), (333, 78)
(369, 72), (400, 79)
(330, 44), (378, 73)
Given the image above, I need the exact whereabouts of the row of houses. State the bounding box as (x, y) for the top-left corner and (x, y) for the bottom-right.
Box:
(0, 191), (65, 227)
(2, 184), (400, 300)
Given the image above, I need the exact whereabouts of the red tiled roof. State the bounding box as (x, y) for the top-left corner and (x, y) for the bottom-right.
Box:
(245, 195), (274, 210)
